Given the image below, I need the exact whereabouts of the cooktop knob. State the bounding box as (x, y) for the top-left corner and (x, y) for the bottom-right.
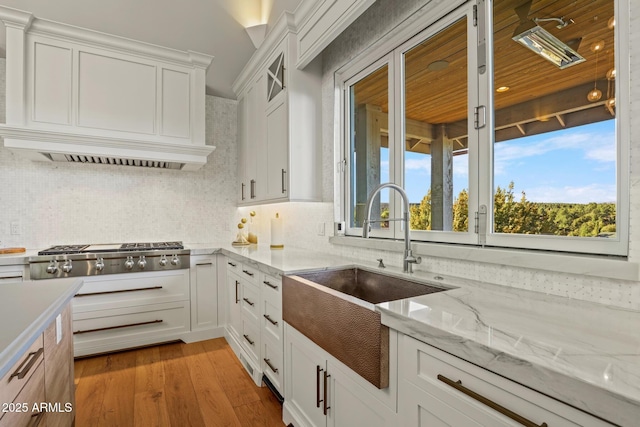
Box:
(124, 256), (134, 270)
(171, 255), (180, 266)
(138, 256), (147, 269)
(62, 260), (73, 273)
(46, 260), (59, 274)
(95, 258), (105, 272)
(159, 255), (168, 267)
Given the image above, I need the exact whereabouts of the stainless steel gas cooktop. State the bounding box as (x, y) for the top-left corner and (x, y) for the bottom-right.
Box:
(30, 241), (190, 280)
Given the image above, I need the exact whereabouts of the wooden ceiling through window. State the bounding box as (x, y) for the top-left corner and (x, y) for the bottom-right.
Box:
(353, 0), (615, 151)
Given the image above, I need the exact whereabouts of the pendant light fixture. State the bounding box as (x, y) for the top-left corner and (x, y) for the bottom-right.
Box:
(587, 40), (605, 102)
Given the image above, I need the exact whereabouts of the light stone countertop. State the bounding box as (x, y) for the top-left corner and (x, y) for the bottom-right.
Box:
(0, 278), (83, 379)
(377, 272), (640, 427)
(0, 250), (38, 266)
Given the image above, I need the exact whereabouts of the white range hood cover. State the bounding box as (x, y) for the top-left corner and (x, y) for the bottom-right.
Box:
(0, 6), (215, 172)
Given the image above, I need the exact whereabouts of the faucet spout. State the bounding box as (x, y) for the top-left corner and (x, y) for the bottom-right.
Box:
(362, 183), (422, 273)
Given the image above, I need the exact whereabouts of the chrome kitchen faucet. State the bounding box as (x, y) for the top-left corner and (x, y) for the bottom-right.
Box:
(362, 183), (422, 273)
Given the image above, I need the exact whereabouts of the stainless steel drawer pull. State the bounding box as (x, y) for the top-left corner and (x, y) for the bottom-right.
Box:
(243, 297), (255, 306)
(242, 269), (254, 277)
(263, 280), (278, 290)
(243, 334), (255, 345)
(75, 286), (162, 297)
(73, 319), (163, 335)
(264, 358), (278, 373)
(9, 347), (43, 381)
(263, 314), (278, 326)
(228, 261), (237, 267)
(437, 374), (548, 427)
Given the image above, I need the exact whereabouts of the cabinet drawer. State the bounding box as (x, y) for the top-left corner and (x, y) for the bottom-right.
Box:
(73, 301), (189, 356)
(73, 270), (189, 312)
(262, 300), (282, 344)
(226, 258), (241, 275)
(0, 335), (44, 408)
(401, 335), (613, 427)
(0, 360), (45, 427)
(241, 317), (260, 362)
(238, 263), (259, 285)
(261, 273), (282, 307)
(262, 339), (283, 394)
(0, 265), (24, 283)
(241, 282), (260, 320)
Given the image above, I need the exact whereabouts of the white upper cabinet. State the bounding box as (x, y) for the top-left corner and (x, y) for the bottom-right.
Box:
(234, 14), (322, 205)
(0, 6), (214, 171)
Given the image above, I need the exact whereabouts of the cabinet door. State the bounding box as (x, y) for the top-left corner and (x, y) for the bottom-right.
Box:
(327, 360), (396, 427)
(226, 273), (242, 339)
(237, 94), (248, 202)
(265, 97), (289, 201)
(44, 304), (74, 427)
(285, 325), (326, 427)
(190, 256), (217, 331)
(245, 74), (267, 202)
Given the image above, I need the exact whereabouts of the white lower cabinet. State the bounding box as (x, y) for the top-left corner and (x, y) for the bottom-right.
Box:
(399, 334), (614, 427)
(284, 323), (397, 427)
(189, 255), (218, 335)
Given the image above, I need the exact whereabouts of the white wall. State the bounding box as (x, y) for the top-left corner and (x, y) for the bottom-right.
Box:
(0, 58), (239, 249)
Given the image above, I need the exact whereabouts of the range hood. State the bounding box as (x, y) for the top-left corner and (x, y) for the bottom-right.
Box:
(0, 126), (215, 171)
(0, 6), (215, 172)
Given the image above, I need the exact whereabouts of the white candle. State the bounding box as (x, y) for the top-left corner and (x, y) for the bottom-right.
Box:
(270, 213), (284, 249)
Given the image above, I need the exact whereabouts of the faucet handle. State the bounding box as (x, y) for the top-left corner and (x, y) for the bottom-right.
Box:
(377, 258), (386, 268)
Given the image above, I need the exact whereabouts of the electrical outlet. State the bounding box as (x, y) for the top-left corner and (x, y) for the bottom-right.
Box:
(10, 221), (20, 235)
(317, 222), (325, 236)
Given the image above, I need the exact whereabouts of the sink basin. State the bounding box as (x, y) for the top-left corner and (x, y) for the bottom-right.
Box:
(283, 267), (448, 389)
(294, 267), (447, 304)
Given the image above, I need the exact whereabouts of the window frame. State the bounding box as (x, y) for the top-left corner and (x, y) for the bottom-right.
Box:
(335, 0), (629, 256)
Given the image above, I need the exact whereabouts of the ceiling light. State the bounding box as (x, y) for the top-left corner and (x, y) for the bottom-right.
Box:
(245, 24), (267, 49)
(587, 40), (605, 102)
(496, 86), (510, 93)
(512, 23), (585, 69)
(608, 17), (615, 30)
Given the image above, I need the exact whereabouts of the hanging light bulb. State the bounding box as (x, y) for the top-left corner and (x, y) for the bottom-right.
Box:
(588, 88), (602, 102)
(587, 40), (605, 102)
(606, 97), (616, 108)
(606, 68), (616, 80)
(608, 16), (615, 30)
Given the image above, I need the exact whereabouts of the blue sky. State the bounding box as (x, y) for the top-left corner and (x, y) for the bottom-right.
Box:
(381, 119), (616, 204)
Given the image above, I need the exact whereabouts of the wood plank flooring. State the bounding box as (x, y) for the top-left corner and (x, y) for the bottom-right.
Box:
(74, 338), (285, 427)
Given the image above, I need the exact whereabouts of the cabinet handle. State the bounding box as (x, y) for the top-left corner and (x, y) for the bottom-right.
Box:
(30, 411), (45, 427)
(263, 280), (278, 290)
(281, 168), (287, 193)
(263, 314), (278, 325)
(9, 347), (43, 381)
(228, 261), (237, 267)
(75, 286), (162, 297)
(235, 280), (240, 303)
(437, 375), (548, 427)
(196, 263), (213, 266)
(243, 334), (255, 345)
(264, 358), (278, 373)
(316, 365), (323, 408)
(241, 182), (246, 200)
(0, 275), (23, 281)
(73, 319), (162, 335)
(242, 269), (254, 277)
(250, 179), (256, 198)
(243, 297), (255, 306)
(323, 370), (330, 415)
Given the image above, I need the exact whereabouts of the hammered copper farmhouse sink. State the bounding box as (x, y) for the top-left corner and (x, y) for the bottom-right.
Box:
(282, 267), (447, 389)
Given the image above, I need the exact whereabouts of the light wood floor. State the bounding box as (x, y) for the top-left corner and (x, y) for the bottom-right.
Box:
(73, 338), (286, 427)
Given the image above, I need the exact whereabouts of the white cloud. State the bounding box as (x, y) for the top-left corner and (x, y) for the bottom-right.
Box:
(523, 183), (616, 203)
(405, 157), (431, 172)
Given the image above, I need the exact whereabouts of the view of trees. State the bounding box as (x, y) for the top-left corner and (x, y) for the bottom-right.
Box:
(403, 182), (616, 237)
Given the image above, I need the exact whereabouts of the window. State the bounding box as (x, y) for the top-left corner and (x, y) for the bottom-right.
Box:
(339, 0), (627, 255)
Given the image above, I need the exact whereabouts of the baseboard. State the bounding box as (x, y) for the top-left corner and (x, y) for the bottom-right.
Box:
(283, 401), (305, 427)
(180, 327), (225, 343)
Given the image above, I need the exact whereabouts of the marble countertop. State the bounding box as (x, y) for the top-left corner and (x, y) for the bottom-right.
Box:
(377, 272), (640, 427)
(0, 278), (83, 379)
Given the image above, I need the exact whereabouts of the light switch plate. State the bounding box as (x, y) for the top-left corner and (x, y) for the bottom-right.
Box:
(56, 314), (62, 344)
